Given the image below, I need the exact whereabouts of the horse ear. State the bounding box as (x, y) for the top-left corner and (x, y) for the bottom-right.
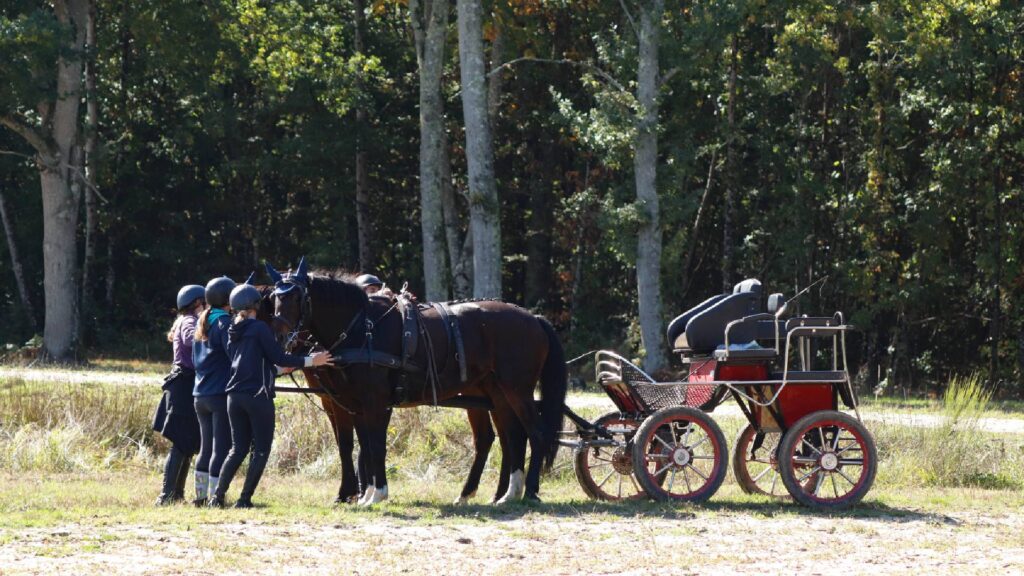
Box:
(265, 261), (283, 284)
(244, 271), (256, 285)
(296, 256), (308, 283)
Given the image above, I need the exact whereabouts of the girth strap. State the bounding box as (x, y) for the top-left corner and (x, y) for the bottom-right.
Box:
(432, 302), (468, 384)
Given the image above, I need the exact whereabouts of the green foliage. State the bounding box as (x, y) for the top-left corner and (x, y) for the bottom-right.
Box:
(0, 0), (1023, 394)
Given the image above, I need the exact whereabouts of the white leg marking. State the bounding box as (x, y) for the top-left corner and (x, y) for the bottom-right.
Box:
(363, 484), (388, 506)
(358, 485), (375, 506)
(495, 470), (525, 505)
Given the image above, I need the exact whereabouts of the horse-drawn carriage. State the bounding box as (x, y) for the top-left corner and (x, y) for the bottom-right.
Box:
(561, 279), (877, 509)
(265, 257), (874, 509)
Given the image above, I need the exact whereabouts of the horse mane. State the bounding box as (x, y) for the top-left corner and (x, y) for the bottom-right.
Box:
(307, 269), (368, 308)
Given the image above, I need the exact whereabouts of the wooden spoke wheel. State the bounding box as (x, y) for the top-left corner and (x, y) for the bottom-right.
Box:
(731, 423), (787, 498)
(778, 410), (877, 509)
(631, 406), (727, 503)
(574, 412), (645, 501)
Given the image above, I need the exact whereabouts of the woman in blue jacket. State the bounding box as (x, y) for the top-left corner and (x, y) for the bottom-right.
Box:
(153, 285), (204, 505)
(191, 276), (236, 505)
(209, 284), (331, 508)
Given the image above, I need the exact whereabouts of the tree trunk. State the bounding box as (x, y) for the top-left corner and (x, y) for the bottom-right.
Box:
(41, 1), (89, 361)
(634, 0), (666, 372)
(525, 148), (553, 308)
(81, 0), (99, 342)
(440, 130), (472, 298)
(410, 0), (450, 301)
(722, 34), (738, 291)
(0, 190), (38, 329)
(354, 0), (373, 271)
(457, 0), (501, 299)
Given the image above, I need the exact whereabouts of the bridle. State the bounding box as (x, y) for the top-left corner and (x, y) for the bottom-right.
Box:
(273, 274), (399, 357)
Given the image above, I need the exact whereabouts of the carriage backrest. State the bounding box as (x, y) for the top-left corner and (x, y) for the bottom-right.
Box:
(681, 279), (763, 353)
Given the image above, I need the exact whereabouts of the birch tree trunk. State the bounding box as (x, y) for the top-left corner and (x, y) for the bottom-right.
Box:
(440, 129), (473, 298)
(410, 0), (450, 301)
(354, 0), (373, 271)
(457, 0), (501, 299)
(634, 0), (666, 372)
(81, 0), (99, 340)
(722, 35), (738, 291)
(0, 0), (88, 361)
(0, 190), (38, 329)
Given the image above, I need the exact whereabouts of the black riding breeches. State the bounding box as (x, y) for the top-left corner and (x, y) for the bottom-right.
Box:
(215, 392), (275, 501)
(194, 394), (231, 476)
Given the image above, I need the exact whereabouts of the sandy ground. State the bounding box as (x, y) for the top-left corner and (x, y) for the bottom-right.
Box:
(1, 509), (1022, 575)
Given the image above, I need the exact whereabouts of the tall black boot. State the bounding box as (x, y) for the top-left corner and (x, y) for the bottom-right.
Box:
(173, 453), (192, 501)
(156, 447), (185, 506)
(236, 450), (270, 507)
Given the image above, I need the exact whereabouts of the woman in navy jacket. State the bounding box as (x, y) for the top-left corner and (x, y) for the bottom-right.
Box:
(209, 284), (331, 508)
(191, 276), (236, 505)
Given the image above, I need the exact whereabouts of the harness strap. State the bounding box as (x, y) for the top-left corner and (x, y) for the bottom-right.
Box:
(434, 302), (468, 384)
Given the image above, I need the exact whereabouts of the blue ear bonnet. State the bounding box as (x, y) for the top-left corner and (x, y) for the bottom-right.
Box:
(273, 282), (300, 296)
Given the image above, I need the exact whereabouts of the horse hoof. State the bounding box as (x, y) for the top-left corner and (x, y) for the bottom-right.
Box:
(361, 485), (388, 506)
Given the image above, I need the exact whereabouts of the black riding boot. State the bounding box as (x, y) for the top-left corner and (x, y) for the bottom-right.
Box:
(172, 453), (192, 501)
(235, 449), (270, 508)
(156, 447), (186, 506)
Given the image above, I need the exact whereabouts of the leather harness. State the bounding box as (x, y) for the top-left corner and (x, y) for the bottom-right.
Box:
(278, 275), (473, 408)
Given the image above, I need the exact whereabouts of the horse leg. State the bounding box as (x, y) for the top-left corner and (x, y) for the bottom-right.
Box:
(454, 408), (495, 505)
(496, 384), (547, 501)
(490, 393), (529, 505)
(331, 408), (360, 504)
(358, 408), (392, 506)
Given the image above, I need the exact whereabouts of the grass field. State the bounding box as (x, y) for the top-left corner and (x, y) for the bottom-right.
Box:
(1, 366), (1023, 574)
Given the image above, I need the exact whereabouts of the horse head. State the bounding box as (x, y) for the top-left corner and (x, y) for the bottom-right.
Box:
(266, 257), (367, 352)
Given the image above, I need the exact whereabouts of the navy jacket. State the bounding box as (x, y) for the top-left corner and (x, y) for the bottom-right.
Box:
(193, 311), (232, 397)
(226, 318), (307, 398)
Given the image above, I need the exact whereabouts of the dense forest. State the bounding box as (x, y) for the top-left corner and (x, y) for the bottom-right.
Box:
(1, 0), (1023, 396)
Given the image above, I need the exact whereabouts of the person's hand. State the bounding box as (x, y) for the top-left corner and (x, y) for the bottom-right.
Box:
(310, 351), (333, 367)
(279, 366), (297, 375)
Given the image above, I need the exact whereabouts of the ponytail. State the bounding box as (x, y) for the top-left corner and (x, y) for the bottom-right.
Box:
(166, 315), (182, 343)
(195, 306), (212, 342)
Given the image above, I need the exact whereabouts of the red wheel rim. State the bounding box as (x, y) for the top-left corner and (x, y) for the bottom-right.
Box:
(639, 414), (722, 500)
(739, 428), (785, 497)
(785, 418), (871, 504)
(582, 417), (645, 500)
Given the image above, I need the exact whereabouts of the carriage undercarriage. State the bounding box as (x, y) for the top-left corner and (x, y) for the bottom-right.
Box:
(560, 285), (877, 510)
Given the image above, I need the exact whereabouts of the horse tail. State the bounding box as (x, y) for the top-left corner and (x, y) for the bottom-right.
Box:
(536, 316), (567, 470)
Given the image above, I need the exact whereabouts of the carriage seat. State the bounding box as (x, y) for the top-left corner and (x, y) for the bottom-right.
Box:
(668, 279), (763, 354)
(711, 292), (790, 360)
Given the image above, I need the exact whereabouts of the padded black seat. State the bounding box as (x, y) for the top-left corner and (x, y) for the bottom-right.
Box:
(683, 279), (762, 352)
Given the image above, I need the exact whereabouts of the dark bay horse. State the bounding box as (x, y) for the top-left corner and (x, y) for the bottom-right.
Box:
(256, 284), (504, 504)
(267, 259), (567, 505)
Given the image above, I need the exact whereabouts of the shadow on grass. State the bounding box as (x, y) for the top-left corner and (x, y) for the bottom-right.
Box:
(359, 496), (957, 525)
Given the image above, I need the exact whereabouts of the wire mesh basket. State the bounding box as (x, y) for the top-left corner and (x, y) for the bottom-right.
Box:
(631, 382), (689, 411)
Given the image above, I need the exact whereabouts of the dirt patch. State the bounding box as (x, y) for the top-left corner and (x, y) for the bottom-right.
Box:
(2, 509), (1021, 575)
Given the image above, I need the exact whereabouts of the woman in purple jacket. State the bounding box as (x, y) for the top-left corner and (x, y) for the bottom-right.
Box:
(153, 285), (205, 505)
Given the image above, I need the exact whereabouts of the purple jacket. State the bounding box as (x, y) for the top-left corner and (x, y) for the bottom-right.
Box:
(172, 314), (197, 371)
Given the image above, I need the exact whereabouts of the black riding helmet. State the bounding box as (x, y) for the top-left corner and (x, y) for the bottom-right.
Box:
(176, 285), (205, 310)
(205, 276), (236, 309)
(229, 284), (262, 312)
(355, 273), (383, 289)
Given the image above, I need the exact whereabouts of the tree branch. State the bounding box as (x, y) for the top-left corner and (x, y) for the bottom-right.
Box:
(485, 57), (627, 94)
(0, 150), (35, 161)
(618, 0), (639, 38)
(660, 66), (681, 87)
(0, 115), (52, 156)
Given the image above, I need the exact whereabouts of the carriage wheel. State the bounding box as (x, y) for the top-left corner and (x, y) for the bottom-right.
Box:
(731, 424), (787, 498)
(778, 410), (877, 509)
(631, 406), (727, 503)
(574, 412), (645, 501)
